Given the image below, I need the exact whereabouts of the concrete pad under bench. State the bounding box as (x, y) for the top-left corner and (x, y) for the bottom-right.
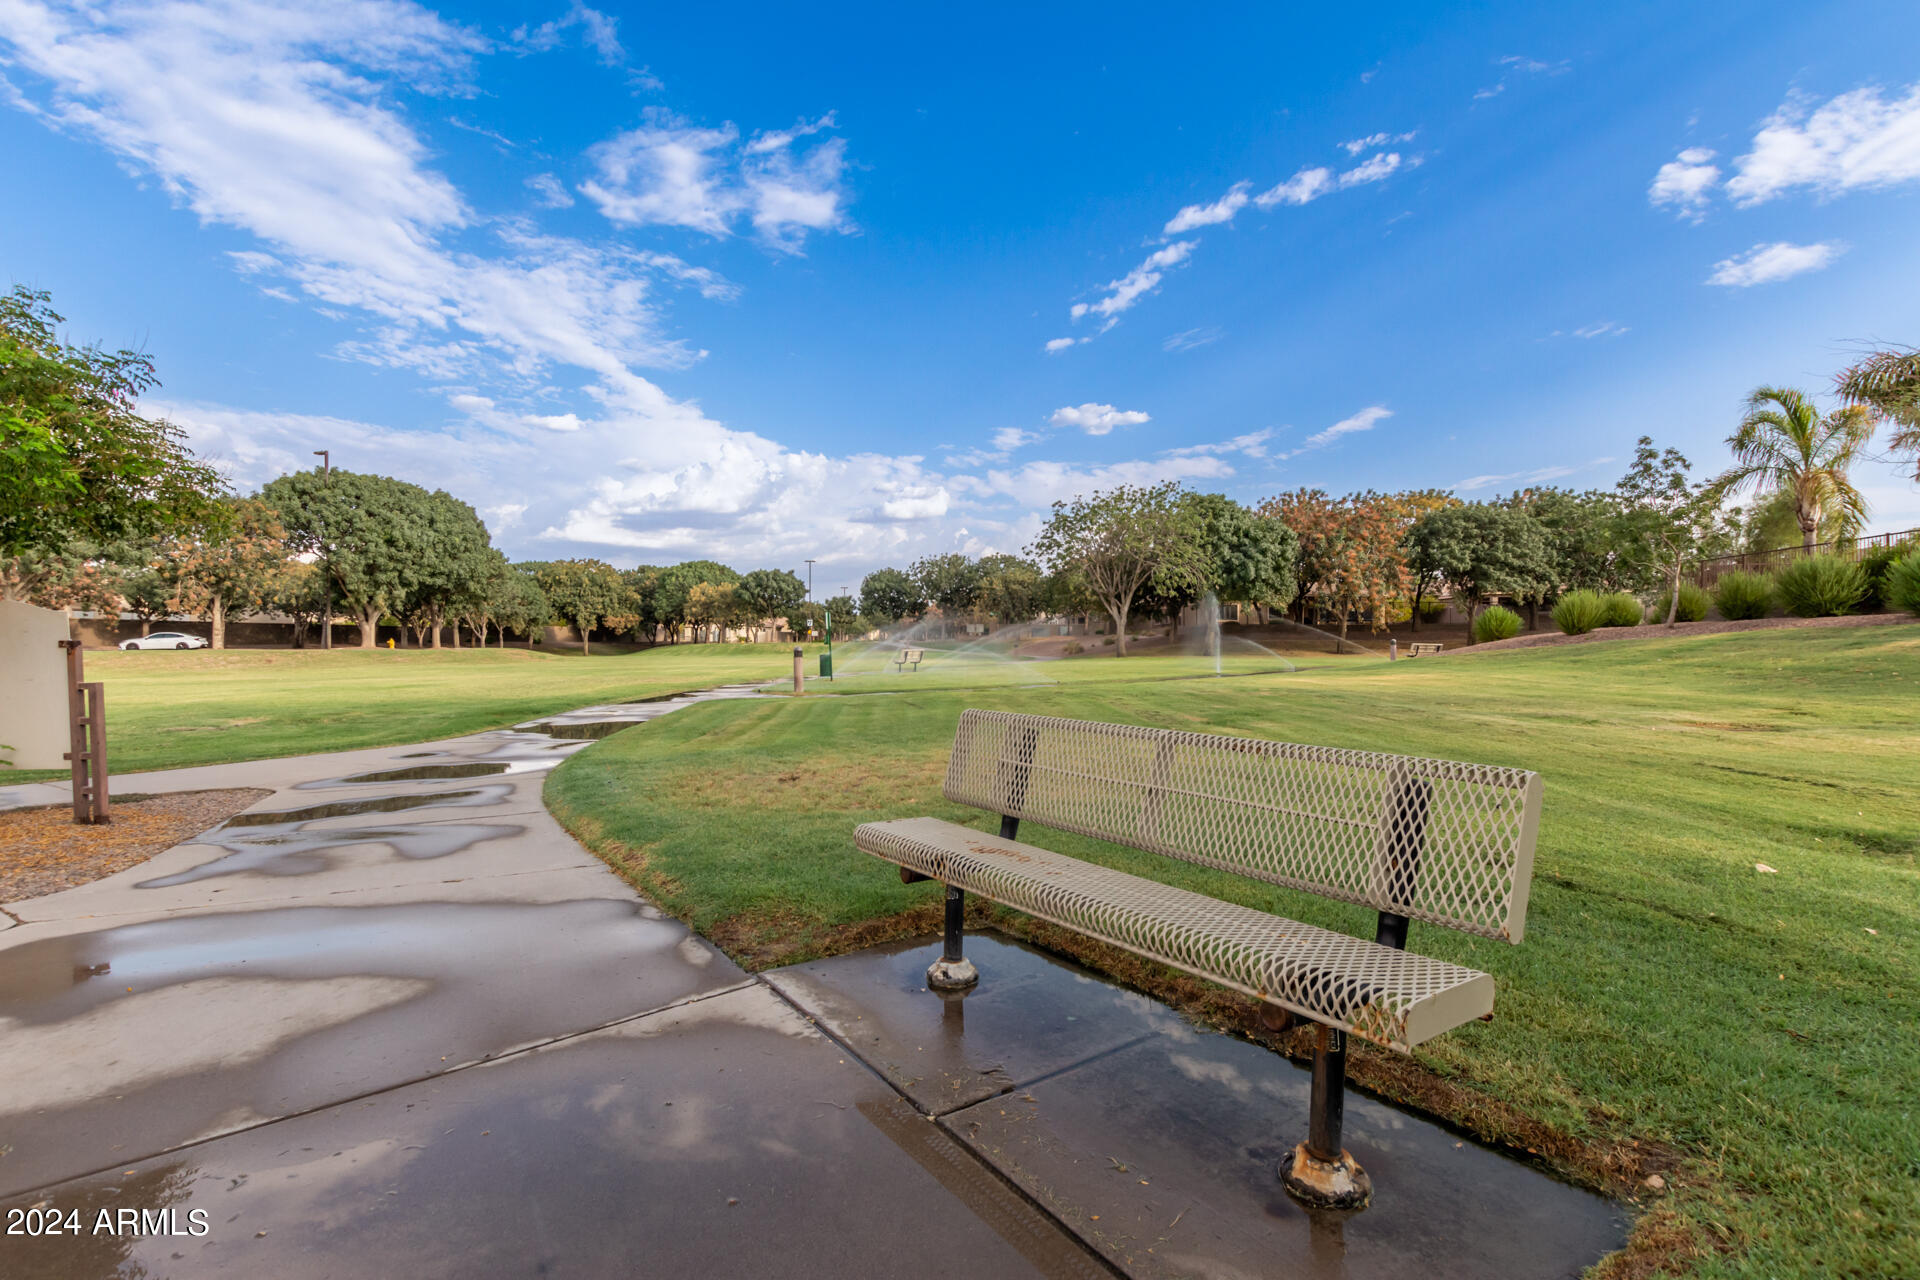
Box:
(767, 934), (1629, 1280)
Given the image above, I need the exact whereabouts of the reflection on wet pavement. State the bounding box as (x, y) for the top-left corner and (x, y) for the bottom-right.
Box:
(0, 987), (1081, 1280)
(137, 823), (519, 887)
(214, 787), (503, 827)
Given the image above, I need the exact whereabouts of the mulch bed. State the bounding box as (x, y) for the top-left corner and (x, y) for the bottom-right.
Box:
(0, 789), (271, 904)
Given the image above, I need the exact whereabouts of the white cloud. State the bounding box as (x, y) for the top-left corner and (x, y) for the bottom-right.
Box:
(1162, 428), (1271, 459)
(580, 111), (850, 250)
(1254, 166), (1333, 208)
(1068, 241), (1196, 329)
(1162, 326), (1222, 353)
(1649, 147), (1720, 221)
(525, 172), (574, 208)
(1706, 241), (1843, 287)
(1473, 84), (1505, 101)
(1340, 131), (1416, 156)
(1280, 405), (1392, 459)
(1043, 336), (1083, 354)
(1049, 403), (1151, 436)
(992, 427), (1040, 452)
(971, 454), (1238, 510)
(1163, 182), (1250, 235)
(1451, 457), (1612, 493)
(1339, 152), (1403, 187)
(1572, 321), (1629, 339)
(1499, 55), (1569, 75)
(512, 3), (623, 64)
(1726, 84), (1920, 205)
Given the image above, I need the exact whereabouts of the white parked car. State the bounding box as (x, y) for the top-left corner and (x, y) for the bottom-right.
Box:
(120, 631), (210, 651)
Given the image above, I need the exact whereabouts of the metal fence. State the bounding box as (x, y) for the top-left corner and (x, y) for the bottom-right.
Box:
(1697, 527), (1918, 586)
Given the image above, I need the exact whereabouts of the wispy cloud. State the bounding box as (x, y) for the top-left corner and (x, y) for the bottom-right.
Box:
(1162, 429), (1271, 459)
(512, 3), (624, 64)
(994, 427), (1041, 452)
(1450, 457), (1612, 493)
(1043, 336), (1085, 354)
(1050, 403), (1151, 436)
(580, 111), (851, 251)
(1163, 182), (1251, 236)
(1279, 405), (1392, 459)
(526, 172), (574, 208)
(1163, 326), (1222, 353)
(1571, 321), (1630, 339)
(1254, 166), (1333, 208)
(1340, 130), (1416, 156)
(1069, 242), (1196, 330)
(1707, 241), (1844, 287)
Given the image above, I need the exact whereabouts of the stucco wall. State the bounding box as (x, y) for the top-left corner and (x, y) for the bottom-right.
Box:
(0, 601), (74, 771)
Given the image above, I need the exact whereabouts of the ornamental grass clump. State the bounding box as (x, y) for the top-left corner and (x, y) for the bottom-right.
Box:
(1601, 592), (1643, 627)
(1552, 590), (1607, 635)
(1775, 554), (1868, 618)
(1654, 582), (1710, 623)
(1472, 605), (1522, 643)
(1712, 571), (1775, 621)
(1885, 550), (1920, 617)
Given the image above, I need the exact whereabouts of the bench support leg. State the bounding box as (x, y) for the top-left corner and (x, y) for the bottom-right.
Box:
(926, 884), (978, 990)
(1281, 1025), (1372, 1210)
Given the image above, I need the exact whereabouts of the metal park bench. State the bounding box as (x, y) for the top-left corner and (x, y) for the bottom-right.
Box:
(855, 710), (1541, 1210)
(1406, 642), (1444, 657)
(893, 648), (926, 672)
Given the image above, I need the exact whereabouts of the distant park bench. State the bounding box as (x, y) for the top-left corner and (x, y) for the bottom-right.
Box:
(856, 710), (1541, 1210)
(1406, 642), (1444, 657)
(892, 648), (925, 672)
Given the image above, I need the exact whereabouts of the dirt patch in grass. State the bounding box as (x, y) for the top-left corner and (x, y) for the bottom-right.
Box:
(0, 789), (272, 902)
(666, 754), (949, 814)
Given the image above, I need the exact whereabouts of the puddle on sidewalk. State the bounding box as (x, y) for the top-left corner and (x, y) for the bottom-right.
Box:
(516, 720), (636, 740)
(336, 762), (511, 783)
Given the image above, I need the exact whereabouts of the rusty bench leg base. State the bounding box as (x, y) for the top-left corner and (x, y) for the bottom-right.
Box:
(926, 956), (979, 990)
(1281, 1143), (1372, 1210)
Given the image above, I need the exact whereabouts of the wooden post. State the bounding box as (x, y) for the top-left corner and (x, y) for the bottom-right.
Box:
(58, 640), (109, 824)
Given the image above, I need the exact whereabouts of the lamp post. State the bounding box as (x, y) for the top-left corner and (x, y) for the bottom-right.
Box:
(313, 451), (331, 650)
(804, 558), (817, 640)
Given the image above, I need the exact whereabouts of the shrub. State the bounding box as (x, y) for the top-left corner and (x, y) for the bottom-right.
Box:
(1712, 571), (1774, 621)
(1663, 582), (1710, 623)
(1551, 589), (1607, 635)
(1601, 592), (1642, 627)
(1885, 550), (1920, 617)
(1472, 605), (1522, 643)
(1775, 554), (1868, 617)
(1062, 641), (1084, 655)
(1860, 542), (1914, 609)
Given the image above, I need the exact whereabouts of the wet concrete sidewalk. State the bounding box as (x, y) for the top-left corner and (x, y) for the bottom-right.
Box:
(0, 690), (1093, 1278)
(2, 688), (1628, 1278)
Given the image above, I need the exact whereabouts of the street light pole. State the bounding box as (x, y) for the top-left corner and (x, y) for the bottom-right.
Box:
(313, 451), (331, 650)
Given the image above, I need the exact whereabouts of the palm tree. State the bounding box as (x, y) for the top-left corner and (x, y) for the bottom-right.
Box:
(1837, 346), (1920, 482)
(1718, 387), (1874, 549)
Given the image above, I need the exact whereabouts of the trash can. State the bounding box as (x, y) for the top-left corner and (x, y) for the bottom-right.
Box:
(819, 653), (833, 678)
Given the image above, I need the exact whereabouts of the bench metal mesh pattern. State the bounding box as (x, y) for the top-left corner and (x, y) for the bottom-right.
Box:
(856, 817), (1495, 1051)
(942, 710), (1541, 943)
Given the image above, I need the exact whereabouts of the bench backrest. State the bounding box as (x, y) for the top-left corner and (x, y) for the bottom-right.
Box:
(943, 710), (1541, 943)
(900, 649), (923, 661)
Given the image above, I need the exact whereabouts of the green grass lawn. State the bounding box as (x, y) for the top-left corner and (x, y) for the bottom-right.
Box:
(0, 643), (801, 781)
(546, 624), (1920, 1279)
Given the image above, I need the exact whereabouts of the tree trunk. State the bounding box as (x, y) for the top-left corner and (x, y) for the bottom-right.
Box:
(1666, 567), (1682, 626)
(431, 610), (444, 649)
(359, 614), (377, 648)
(141, 619), (153, 637)
(1109, 598), (1130, 656)
(1409, 586), (1423, 633)
(580, 618), (591, 656)
(449, 619), (460, 649)
(1465, 598), (1479, 643)
(211, 597), (226, 650)
(1526, 599), (1539, 631)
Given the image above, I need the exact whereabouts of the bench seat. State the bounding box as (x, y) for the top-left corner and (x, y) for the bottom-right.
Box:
(856, 815), (1495, 1053)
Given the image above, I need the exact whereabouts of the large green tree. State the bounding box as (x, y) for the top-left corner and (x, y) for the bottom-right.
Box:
(910, 553), (981, 632)
(737, 568), (807, 636)
(1, 286), (223, 574)
(1028, 482), (1205, 656)
(405, 490), (496, 648)
(535, 559), (626, 654)
(859, 567), (923, 627)
(167, 498), (289, 649)
(973, 554), (1046, 625)
(1402, 502), (1554, 639)
(1718, 387), (1874, 549)
(493, 568), (551, 647)
(260, 469), (441, 647)
(652, 560), (740, 641)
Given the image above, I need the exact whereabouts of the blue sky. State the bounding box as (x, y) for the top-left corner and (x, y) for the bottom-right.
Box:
(5, 1), (1919, 588)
